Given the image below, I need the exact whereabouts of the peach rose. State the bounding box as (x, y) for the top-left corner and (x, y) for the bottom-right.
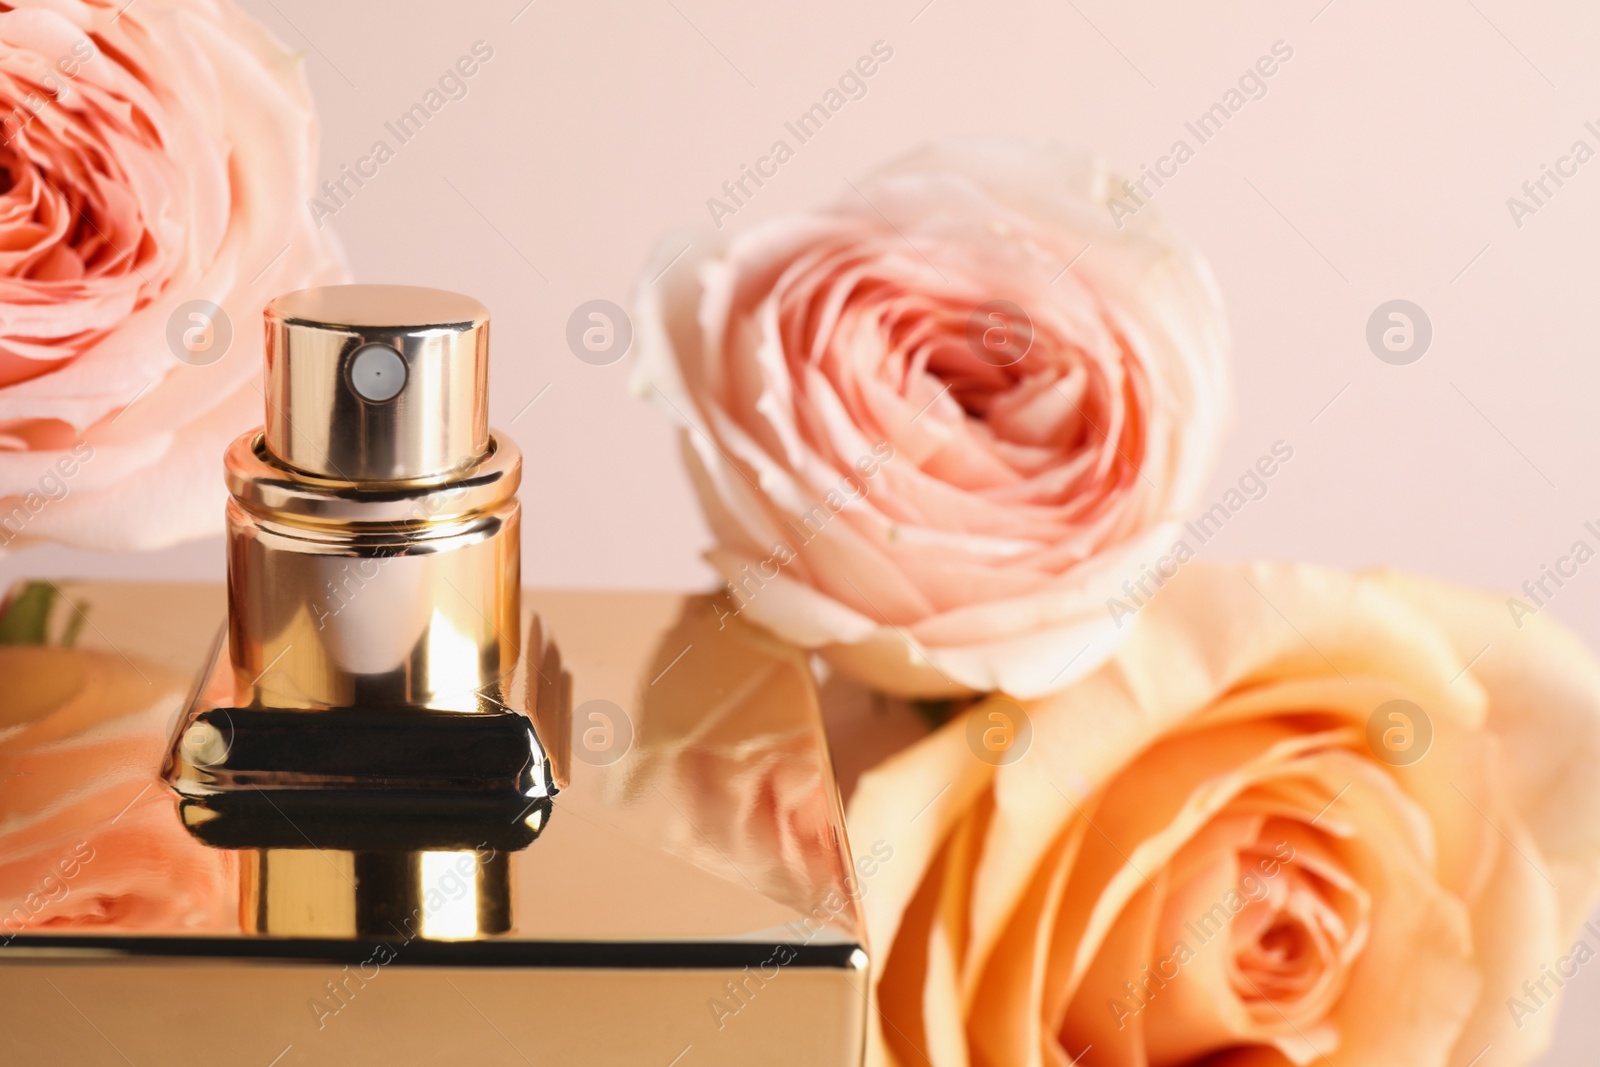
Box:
(847, 562), (1600, 1067)
(635, 137), (1228, 698)
(0, 0), (345, 552)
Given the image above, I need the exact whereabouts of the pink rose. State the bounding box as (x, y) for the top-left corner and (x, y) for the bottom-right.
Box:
(0, 0), (345, 552)
(635, 138), (1228, 698)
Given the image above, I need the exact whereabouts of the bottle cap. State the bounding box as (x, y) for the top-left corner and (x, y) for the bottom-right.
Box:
(263, 285), (490, 482)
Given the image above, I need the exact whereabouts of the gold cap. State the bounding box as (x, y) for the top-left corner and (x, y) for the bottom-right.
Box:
(264, 285), (490, 482)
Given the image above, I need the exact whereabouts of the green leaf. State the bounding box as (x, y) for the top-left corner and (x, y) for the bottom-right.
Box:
(0, 581), (58, 645)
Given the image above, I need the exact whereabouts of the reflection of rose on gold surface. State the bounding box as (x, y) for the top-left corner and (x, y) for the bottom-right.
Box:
(624, 596), (857, 928)
(848, 562), (1600, 1067)
(0, 642), (236, 934)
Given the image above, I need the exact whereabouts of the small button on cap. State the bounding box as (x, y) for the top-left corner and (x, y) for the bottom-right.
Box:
(347, 344), (408, 402)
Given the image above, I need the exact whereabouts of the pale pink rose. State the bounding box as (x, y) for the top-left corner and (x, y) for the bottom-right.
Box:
(635, 138), (1228, 698)
(847, 562), (1600, 1067)
(0, 0), (345, 552)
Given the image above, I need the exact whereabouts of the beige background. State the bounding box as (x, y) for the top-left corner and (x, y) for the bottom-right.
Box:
(4, 0), (1600, 1059)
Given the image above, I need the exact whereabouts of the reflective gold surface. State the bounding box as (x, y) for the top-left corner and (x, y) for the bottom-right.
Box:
(239, 848), (514, 939)
(0, 582), (870, 1066)
(5, 965), (866, 1066)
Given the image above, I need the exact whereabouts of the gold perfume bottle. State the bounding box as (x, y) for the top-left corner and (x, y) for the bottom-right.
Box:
(223, 284), (521, 715)
(0, 286), (869, 1066)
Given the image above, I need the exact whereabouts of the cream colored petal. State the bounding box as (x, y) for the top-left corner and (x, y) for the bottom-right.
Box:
(1370, 568), (1600, 932)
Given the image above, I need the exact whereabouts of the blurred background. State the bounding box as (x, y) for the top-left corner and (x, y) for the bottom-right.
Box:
(3, 0), (1597, 1056)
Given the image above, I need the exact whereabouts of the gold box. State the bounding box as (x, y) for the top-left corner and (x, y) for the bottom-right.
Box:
(0, 581), (871, 1066)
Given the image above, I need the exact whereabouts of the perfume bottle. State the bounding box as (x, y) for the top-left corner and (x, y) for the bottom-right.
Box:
(0, 286), (869, 1066)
